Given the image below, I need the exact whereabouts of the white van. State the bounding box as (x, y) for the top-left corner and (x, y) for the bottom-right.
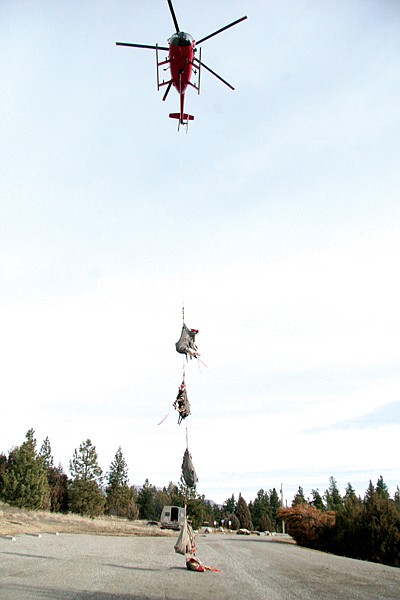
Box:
(160, 506), (185, 530)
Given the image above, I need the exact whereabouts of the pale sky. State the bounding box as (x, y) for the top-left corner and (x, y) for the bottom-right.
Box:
(1, 0), (399, 506)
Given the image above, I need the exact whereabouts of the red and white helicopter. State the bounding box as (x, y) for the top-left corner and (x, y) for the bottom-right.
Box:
(116, 0), (247, 128)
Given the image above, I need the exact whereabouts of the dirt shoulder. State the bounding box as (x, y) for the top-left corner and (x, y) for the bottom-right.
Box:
(0, 502), (175, 537)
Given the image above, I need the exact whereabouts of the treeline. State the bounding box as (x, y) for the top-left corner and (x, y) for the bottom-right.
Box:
(1, 431), (399, 567)
(278, 477), (400, 567)
(0, 430), (283, 532)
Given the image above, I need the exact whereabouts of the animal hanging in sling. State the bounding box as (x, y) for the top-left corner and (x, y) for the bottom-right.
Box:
(173, 381), (191, 424)
(181, 448), (198, 487)
(175, 323), (200, 360)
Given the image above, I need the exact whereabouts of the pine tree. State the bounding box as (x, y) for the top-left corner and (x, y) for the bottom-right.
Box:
(235, 493), (253, 530)
(361, 480), (400, 566)
(106, 448), (138, 519)
(39, 436), (54, 470)
(69, 439), (103, 483)
(222, 493), (236, 514)
(365, 480), (376, 504)
(48, 464), (69, 513)
(330, 484), (363, 559)
(107, 447), (129, 491)
(292, 486), (307, 506)
(223, 512), (240, 530)
(1, 429), (50, 510)
(269, 487), (282, 532)
(69, 439), (104, 517)
(39, 436), (69, 513)
(344, 482), (357, 502)
(375, 475), (390, 500)
(269, 488), (280, 518)
(311, 489), (325, 510)
(394, 486), (400, 513)
(324, 477), (343, 511)
(250, 489), (273, 531)
(138, 479), (160, 521)
(161, 481), (184, 508)
(186, 493), (207, 530)
(68, 479), (105, 518)
(0, 453), (7, 498)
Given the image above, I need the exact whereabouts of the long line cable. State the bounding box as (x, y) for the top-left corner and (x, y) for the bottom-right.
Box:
(178, 128), (189, 512)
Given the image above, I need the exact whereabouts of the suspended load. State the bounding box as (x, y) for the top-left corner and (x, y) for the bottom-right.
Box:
(181, 448), (198, 488)
(174, 516), (221, 573)
(173, 381), (191, 424)
(175, 323), (200, 360)
(174, 516), (196, 556)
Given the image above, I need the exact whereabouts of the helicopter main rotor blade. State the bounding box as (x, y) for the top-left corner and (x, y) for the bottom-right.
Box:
(196, 16), (247, 45)
(116, 42), (169, 51)
(195, 58), (235, 90)
(162, 81), (173, 101)
(167, 0), (180, 33)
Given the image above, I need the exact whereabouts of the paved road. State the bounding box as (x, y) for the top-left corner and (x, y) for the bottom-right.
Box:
(1, 533), (399, 599)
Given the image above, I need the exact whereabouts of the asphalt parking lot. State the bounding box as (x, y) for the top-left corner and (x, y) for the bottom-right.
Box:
(1, 532), (399, 600)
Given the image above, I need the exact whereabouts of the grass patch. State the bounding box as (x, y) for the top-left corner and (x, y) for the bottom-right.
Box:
(0, 501), (174, 537)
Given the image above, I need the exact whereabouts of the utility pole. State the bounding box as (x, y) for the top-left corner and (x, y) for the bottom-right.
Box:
(280, 483), (285, 534)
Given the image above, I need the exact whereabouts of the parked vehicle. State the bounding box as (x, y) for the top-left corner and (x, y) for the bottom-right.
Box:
(160, 506), (185, 531)
(236, 528), (251, 535)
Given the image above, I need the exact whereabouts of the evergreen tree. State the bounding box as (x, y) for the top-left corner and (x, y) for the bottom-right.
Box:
(175, 476), (207, 529)
(324, 477), (343, 511)
(107, 447), (129, 491)
(259, 513), (274, 532)
(138, 479), (160, 521)
(235, 493), (253, 530)
(1, 429), (50, 510)
(365, 480), (376, 504)
(394, 486), (400, 513)
(48, 464), (69, 513)
(269, 488), (280, 519)
(222, 493), (236, 514)
(186, 493), (207, 530)
(329, 486), (363, 559)
(69, 479), (105, 518)
(69, 439), (103, 484)
(161, 481), (184, 508)
(311, 489), (325, 510)
(223, 512), (240, 530)
(39, 436), (54, 470)
(344, 482), (357, 502)
(361, 481), (400, 566)
(39, 435), (69, 513)
(106, 485), (139, 520)
(202, 499), (221, 526)
(375, 475), (390, 500)
(292, 486), (307, 506)
(106, 448), (138, 519)
(0, 453), (7, 498)
(250, 489), (273, 531)
(69, 439), (104, 517)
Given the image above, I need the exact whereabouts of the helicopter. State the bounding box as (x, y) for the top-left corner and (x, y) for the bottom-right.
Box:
(116, 0), (247, 128)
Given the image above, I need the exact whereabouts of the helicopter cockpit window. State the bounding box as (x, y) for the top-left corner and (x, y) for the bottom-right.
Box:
(169, 32), (193, 47)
